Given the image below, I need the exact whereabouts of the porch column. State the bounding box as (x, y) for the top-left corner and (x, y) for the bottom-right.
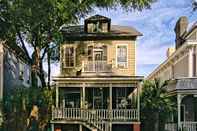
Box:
(79, 125), (82, 131)
(51, 123), (54, 131)
(109, 84), (113, 131)
(82, 83), (86, 109)
(177, 94), (181, 130)
(56, 84), (59, 107)
(109, 83), (112, 110)
(137, 83), (140, 121)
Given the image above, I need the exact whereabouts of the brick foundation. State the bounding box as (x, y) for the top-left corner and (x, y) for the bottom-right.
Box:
(133, 123), (140, 131)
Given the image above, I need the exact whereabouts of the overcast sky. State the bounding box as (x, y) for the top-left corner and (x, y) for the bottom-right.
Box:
(49, 0), (197, 77)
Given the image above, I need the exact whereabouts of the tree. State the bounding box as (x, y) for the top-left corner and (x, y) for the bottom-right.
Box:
(3, 86), (54, 131)
(0, 0), (156, 88)
(140, 79), (176, 131)
(193, 0), (197, 11)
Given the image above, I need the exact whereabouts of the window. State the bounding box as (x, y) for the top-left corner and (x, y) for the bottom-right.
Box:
(117, 45), (128, 68)
(87, 22), (109, 33)
(64, 47), (75, 67)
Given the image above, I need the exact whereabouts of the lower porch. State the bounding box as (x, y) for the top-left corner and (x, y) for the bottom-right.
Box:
(51, 76), (142, 131)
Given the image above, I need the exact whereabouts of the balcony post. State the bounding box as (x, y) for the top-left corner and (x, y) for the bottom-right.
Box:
(56, 83), (59, 107)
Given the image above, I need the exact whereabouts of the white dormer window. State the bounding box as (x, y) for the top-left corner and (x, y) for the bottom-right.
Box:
(116, 45), (128, 68)
(64, 46), (75, 68)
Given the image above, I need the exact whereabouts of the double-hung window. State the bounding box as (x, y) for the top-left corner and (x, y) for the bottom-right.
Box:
(64, 46), (75, 67)
(117, 45), (128, 68)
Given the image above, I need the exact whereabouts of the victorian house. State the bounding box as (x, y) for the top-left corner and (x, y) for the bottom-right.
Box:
(51, 15), (143, 131)
(147, 17), (197, 131)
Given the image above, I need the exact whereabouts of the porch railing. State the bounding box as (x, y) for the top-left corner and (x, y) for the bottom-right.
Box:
(165, 123), (177, 131)
(52, 108), (139, 121)
(82, 61), (112, 73)
(180, 122), (197, 131)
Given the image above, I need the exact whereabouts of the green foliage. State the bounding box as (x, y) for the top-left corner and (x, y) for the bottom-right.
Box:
(140, 79), (176, 131)
(2, 86), (55, 131)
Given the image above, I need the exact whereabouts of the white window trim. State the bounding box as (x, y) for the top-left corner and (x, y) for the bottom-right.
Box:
(63, 45), (76, 68)
(116, 44), (128, 69)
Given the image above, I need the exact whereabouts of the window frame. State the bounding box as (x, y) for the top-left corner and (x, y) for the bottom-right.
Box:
(63, 46), (76, 68)
(116, 44), (128, 69)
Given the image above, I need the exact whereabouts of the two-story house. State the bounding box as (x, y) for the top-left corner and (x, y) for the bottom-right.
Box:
(51, 15), (143, 131)
(147, 16), (197, 131)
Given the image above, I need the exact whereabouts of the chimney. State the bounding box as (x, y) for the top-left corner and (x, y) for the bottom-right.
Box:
(174, 16), (188, 49)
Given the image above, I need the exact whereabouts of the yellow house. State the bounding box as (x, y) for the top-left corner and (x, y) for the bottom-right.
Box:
(51, 15), (143, 131)
(147, 16), (197, 131)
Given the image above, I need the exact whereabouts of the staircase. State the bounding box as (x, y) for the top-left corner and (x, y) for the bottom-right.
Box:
(52, 108), (109, 131)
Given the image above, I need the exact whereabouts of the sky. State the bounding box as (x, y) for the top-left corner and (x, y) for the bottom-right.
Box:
(49, 0), (197, 78)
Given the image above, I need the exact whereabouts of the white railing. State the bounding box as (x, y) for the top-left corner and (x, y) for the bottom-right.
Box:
(112, 109), (138, 120)
(52, 108), (139, 121)
(180, 122), (197, 131)
(165, 123), (177, 131)
(52, 108), (109, 131)
(82, 61), (112, 73)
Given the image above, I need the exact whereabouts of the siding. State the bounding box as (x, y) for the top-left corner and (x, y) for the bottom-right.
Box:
(60, 40), (136, 76)
(174, 55), (189, 78)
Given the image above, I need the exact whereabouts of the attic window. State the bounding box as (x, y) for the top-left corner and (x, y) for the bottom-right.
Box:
(87, 22), (108, 33)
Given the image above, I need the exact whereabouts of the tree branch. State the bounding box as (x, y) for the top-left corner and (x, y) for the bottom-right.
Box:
(16, 30), (32, 62)
(41, 46), (49, 60)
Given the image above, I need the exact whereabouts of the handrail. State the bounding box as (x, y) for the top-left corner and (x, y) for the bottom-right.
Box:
(83, 61), (112, 73)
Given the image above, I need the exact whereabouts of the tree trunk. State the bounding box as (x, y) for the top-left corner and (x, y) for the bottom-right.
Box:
(47, 51), (51, 89)
(39, 60), (46, 88)
(155, 112), (159, 131)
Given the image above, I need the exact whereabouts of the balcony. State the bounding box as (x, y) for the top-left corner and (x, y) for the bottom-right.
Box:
(82, 61), (112, 73)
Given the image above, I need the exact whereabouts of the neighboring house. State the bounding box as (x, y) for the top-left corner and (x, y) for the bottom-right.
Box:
(0, 41), (34, 125)
(51, 15), (143, 131)
(147, 16), (197, 131)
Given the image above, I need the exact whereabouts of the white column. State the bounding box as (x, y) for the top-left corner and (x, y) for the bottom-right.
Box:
(79, 124), (83, 131)
(51, 123), (54, 131)
(188, 47), (194, 77)
(137, 83), (140, 121)
(177, 94), (181, 130)
(56, 84), (59, 107)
